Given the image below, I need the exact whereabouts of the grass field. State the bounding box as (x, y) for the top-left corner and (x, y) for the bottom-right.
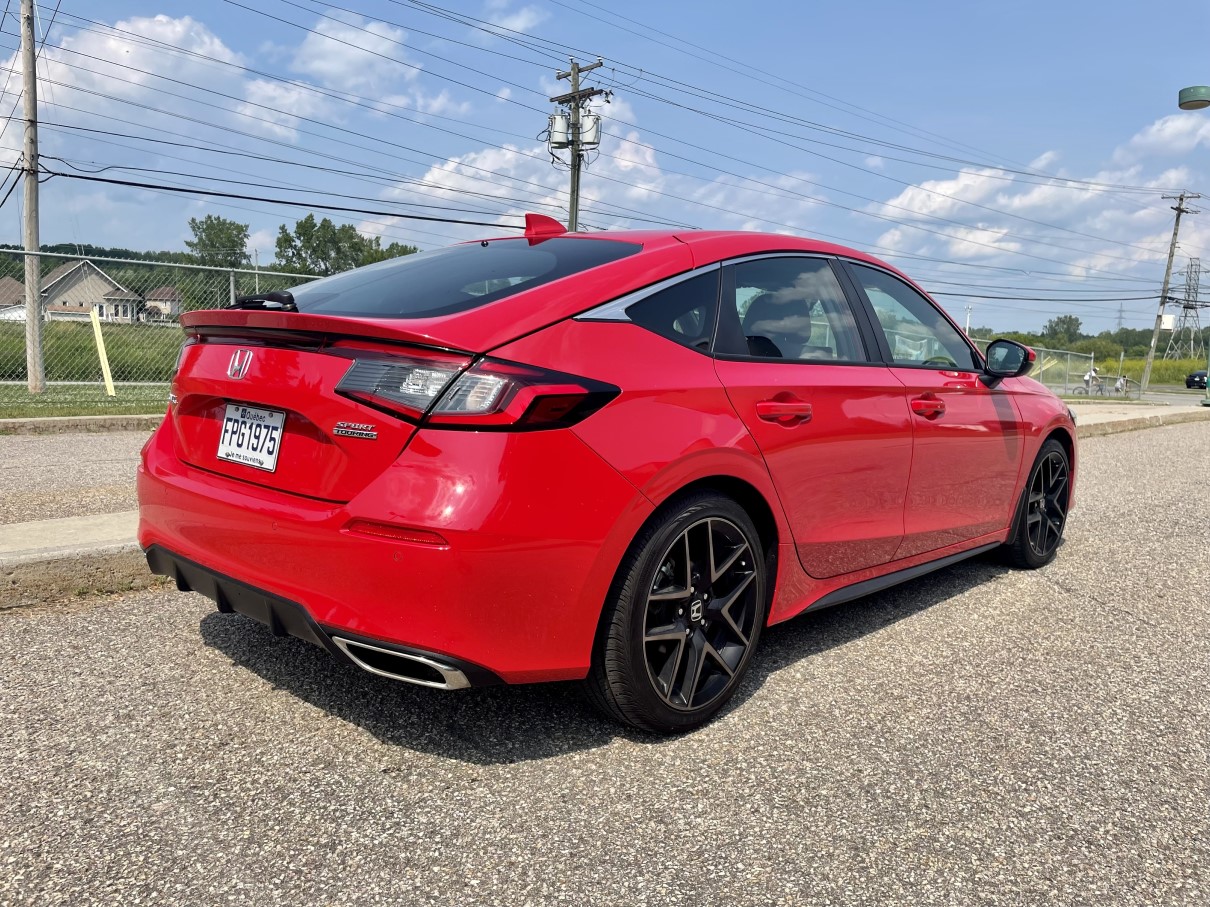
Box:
(0, 321), (183, 383)
(1112, 358), (1205, 385)
(0, 383), (169, 419)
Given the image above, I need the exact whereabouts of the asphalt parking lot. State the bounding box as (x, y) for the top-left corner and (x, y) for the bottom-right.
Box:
(2, 423), (1208, 907)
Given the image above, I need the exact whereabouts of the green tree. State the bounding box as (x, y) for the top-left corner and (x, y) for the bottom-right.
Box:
(274, 214), (417, 276)
(1042, 314), (1083, 348)
(184, 215), (251, 268)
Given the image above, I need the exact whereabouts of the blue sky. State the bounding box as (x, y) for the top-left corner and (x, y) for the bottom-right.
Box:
(2, 0), (1210, 334)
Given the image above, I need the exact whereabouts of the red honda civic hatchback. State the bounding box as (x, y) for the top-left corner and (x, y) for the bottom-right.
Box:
(138, 216), (1076, 733)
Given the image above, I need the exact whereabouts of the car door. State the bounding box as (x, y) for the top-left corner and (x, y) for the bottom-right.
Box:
(841, 261), (1026, 559)
(712, 255), (914, 579)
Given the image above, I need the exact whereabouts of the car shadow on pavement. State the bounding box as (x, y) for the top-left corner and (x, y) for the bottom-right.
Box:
(199, 552), (1010, 765)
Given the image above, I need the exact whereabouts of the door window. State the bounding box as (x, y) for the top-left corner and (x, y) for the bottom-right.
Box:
(720, 258), (868, 362)
(848, 264), (980, 370)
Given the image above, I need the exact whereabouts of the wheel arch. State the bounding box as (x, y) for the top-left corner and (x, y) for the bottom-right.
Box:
(1042, 425), (1077, 510)
(586, 472), (783, 670)
(1006, 426), (1076, 547)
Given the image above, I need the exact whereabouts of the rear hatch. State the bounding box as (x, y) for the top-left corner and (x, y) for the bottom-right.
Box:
(167, 235), (655, 502)
(170, 316), (472, 503)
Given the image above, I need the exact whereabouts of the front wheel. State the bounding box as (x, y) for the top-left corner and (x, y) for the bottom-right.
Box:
(586, 493), (768, 733)
(1004, 439), (1070, 569)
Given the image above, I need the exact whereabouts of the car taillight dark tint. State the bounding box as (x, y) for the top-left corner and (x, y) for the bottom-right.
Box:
(427, 358), (619, 430)
(335, 349), (617, 430)
(287, 237), (641, 319)
(335, 349), (472, 421)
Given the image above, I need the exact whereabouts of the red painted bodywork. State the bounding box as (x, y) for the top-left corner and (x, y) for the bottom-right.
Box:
(138, 229), (1077, 683)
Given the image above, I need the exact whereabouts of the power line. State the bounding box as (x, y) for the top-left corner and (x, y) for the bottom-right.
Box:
(39, 167), (528, 228)
(28, 10), (1175, 273)
(201, 3), (1176, 266)
(0, 27), (692, 229)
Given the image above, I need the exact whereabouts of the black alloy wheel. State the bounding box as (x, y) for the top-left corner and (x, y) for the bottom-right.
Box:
(1006, 438), (1070, 569)
(587, 493), (768, 733)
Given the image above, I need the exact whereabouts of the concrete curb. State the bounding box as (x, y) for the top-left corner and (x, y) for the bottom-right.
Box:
(0, 414), (164, 435)
(1075, 407), (1210, 438)
(2, 413), (1208, 610)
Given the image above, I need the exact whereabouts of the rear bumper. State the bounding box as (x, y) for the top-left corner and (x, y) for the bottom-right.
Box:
(145, 545), (503, 688)
(138, 419), (654, 684)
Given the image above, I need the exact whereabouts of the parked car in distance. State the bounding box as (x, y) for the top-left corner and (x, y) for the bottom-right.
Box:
(1187, 369), (1207, 389)
(138, 215), (1077, 734)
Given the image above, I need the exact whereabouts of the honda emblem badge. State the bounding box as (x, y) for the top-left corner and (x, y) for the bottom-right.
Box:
(227, 349), (254, 379)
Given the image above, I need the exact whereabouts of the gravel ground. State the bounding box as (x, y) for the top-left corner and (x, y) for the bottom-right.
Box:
(0, 432), (148, 524)
(1, 424), (1207, 906)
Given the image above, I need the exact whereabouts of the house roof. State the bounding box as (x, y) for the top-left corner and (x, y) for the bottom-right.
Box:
(102, 289), (141, 301)
(40, 261), (86, 293)
(0, 275), (23, 307)
(40, 260), (136, 300)
(146, 285), (182, 301)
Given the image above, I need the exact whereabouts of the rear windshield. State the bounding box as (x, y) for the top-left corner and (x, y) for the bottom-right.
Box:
(288, 237), (641, 319)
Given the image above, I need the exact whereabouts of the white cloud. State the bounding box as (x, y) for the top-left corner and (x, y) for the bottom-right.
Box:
(1118, 113), (1210, 162)
(376, 89), (470, 119)
(247, 228), (278, 260)
(482, 0), (549, 34)
(941, 225), (1022, 260)
(291, 12), (416, 95)
(874, 167), (1006, 221)
(236, 79), (330, 140)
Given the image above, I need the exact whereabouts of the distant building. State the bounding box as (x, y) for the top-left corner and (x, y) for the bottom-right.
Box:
(144, 285), (183, 320)
(0, 275), (24, 320)
(42, 261), (141, 324)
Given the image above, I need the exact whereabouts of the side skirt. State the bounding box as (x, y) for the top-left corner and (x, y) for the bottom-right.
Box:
(803, 542), (1000, 615)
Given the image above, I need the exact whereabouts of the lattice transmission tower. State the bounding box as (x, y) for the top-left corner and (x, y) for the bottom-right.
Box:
(1164, 258), (1206, 360)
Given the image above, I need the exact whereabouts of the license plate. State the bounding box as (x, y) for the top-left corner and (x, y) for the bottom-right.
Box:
(217, 404), (286, 472)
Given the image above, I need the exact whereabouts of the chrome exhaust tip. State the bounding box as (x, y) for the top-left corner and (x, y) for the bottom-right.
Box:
(331, 637), (471, 690)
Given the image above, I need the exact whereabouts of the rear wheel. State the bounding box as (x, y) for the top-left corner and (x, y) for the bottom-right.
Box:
(1005, 438), (1070, 569)
(586, 493), (767, 733)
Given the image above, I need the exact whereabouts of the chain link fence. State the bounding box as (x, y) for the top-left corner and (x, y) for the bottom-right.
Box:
(0, 252), (1142, 409)
(971, 338), (1138, 398)
(0, 252), (314, 409)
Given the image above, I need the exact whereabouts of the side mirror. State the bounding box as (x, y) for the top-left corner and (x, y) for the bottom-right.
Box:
(983, 339), (1035, 383)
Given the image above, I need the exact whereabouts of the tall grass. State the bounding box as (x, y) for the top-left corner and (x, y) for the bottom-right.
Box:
(1113, 358), (1204, 385)
(0, 321), (183, 382)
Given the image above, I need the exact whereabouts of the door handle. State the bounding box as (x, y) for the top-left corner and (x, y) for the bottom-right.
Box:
(910, 394), (945, 419)
(756, 398), (813, 426)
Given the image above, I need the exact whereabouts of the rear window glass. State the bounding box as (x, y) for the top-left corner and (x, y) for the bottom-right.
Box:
(287, 237), (641, 318)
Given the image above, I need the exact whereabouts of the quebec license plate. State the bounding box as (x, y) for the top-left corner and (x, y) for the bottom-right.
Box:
(217, 404), (286, 472)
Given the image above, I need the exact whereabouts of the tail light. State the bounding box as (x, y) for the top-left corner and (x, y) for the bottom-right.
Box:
(427, 358), (619, 430)
(336, 349), (617, 430)
(335, 347), (472, 422)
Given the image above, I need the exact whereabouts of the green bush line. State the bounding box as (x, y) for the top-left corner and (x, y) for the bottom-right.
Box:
(1110, 358), (1204, 385)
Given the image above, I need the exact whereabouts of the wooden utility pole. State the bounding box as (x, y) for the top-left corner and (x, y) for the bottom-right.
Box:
(21, 0), (43, 392)
(1140, 191), (1199, 393)
(551, 58), (604, 231)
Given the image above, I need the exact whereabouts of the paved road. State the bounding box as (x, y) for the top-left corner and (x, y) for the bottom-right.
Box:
(2, 424), (1208, 906)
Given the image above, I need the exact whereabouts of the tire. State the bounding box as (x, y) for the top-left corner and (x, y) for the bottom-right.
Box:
(585, 492), (768, 734)
(1004, 438), (1070, 569)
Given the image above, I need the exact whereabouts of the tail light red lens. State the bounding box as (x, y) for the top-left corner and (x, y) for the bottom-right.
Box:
(337, 348), (617, 430)
(427, 357), (619, 430)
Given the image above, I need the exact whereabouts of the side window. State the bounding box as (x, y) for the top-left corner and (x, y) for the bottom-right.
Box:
(849, 264), (980, 370)
(625, 270), (720, 351)
(724, 257), (867, 362)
